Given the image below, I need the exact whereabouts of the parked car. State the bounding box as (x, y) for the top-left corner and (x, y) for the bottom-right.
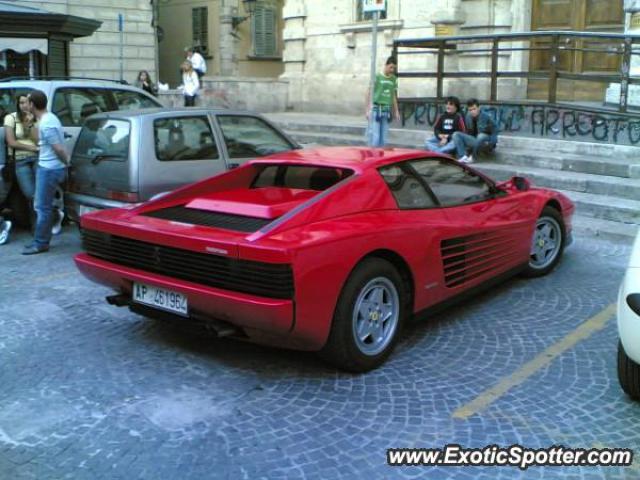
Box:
(74, 147), (574, 372)
(66, 108), (300, 223)
(0, 78), (162, 227)
(618, 228), (640, 399)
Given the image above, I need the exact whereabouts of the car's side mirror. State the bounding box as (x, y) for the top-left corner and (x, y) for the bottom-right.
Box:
(512, 176), (530, 191)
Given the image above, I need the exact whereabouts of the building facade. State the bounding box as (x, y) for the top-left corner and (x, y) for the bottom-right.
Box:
(282, 0), (626, 113)
(157, 0), (284, 87)
(1, 0), (157, 84)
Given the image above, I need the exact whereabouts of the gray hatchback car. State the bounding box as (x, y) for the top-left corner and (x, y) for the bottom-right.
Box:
(66, 108), (300, 222)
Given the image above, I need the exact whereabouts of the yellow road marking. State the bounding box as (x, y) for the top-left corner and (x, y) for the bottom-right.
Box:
(452, 303), (617, 420)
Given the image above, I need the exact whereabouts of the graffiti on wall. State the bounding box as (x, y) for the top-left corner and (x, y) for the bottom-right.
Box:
(400, 100), (640, 146)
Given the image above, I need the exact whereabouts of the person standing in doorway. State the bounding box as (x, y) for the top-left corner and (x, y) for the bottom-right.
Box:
(22, 90), (68, 255)
(366, 56), (400, 147)
(185, 47), (207, 80)
(179, 61), (200, 107)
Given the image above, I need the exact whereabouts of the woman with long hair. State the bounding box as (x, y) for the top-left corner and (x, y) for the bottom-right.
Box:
(135, 70), (157, 96)
(179, 60), (200, 107)
(4, 94), (38, 218)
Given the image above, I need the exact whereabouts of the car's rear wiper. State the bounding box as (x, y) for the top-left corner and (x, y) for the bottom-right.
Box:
(91, 154), (124, 165)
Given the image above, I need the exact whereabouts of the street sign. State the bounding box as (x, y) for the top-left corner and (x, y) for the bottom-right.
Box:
(363, 0), (386, 13)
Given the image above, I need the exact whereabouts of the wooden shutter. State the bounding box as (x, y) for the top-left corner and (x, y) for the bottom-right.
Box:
(192, 7), (208, 53)
(252, 6), (277, 57)
(47, 39), (68, 77)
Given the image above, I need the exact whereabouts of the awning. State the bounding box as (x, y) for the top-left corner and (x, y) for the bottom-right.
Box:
(0, 37), (47, 54)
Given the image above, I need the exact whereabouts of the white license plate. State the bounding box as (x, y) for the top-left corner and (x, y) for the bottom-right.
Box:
(133, 282), (188, 316)
(79, 205), (98, 216)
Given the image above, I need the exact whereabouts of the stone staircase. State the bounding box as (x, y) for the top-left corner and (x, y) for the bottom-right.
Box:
(266, 112), (640, 243)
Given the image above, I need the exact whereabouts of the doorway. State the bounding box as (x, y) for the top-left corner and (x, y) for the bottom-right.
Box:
(527, 0), (625, 101)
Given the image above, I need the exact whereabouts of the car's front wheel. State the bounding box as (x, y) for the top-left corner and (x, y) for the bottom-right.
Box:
(618, 340), (640, 400)
(320, 258), (407, 373)
(522, 206), (565, 277)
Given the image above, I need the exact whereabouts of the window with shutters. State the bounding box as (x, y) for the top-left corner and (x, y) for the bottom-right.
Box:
(192, 7), (208, 55)
(251, 5), (278, 58)
(356, 0), (387, 22)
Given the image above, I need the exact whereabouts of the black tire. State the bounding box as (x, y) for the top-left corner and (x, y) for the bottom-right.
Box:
(521, 206), (565, 278)
(320, 258), (407, 373)
(618, 340), (640, 400)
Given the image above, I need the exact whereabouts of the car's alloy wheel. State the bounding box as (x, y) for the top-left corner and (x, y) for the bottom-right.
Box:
(618, 340), (640, 400)
(320, 258), (407, 372)
(523, 206), (565, 277)
(352, 277), (400, 357)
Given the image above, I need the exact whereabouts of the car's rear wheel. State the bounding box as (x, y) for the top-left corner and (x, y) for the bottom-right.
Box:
(522, 206), (565, 278)
(320, 258), (406, 372)
(618, 340), (640, 400)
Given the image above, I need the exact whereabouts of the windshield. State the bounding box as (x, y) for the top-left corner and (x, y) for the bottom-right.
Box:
(73, 118), (131, 162)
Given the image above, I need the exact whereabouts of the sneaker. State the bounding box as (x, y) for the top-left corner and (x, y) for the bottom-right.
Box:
(0, 220), (12, 245)
(22, 244), (49, 255)
(466, 155), (474, 164)
(458, 155), (470, 164)
(51, 209), (65, 235)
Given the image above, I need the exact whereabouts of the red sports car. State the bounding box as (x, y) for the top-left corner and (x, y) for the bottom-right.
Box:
(75, 147), (574, 372)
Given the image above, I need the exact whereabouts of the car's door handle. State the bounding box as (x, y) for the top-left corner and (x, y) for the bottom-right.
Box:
(64, 133), (73, 139)
(228, 163), (240, 169)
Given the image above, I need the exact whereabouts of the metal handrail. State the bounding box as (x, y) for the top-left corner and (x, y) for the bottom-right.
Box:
(395, 30), (640, 46)
(392, 31), (638, 113)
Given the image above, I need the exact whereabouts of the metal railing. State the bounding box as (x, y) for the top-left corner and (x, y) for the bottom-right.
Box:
(393, 31), (640, 114)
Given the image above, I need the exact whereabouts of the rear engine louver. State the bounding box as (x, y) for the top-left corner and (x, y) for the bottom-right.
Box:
(440, 232), (520, 288)
(141, 206), (273, 233)
(82, 229), (294, 299)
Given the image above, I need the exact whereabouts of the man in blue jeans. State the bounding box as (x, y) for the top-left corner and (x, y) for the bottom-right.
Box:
(452, 99), (498, 164)
(22, 90), (69, 255)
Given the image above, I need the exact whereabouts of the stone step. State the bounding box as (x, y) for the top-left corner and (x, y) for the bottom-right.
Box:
(491, 150), (636, 179)
(473, 164), (639, 224)
(291, 129), (639, 184)
(571, 216), (638, 243)
(286, 128), (638, 177)
(269, 113), (640, 161)
(472, 163), (640, 201)
(285, 128), (639, 228)
(561, 190), (639, 225)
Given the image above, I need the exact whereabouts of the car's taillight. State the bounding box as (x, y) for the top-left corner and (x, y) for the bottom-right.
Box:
(107, 190), (139, 202)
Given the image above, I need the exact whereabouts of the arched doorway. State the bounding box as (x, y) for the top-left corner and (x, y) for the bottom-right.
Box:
(527, 0), (625, 101)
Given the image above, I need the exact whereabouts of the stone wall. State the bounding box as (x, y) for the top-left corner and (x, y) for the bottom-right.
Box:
(20, 0), (156, 84)
(157, 77), (289, 112)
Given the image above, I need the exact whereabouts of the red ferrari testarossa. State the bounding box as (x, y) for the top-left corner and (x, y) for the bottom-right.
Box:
(75, 147), (574, 372)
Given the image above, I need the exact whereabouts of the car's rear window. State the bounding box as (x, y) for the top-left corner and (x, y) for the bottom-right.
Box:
(73, 118), (131, 162)
(252, 165), (353, 191)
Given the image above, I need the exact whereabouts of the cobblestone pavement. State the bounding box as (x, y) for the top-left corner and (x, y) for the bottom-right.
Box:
(1, 227), (639, 480)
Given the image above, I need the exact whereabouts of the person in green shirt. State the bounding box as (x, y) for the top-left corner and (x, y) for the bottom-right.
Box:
(366, 56), (400, 147)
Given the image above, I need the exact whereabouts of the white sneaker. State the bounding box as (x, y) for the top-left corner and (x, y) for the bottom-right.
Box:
(458, 155), (470, 164)
(0, 220), (12, 245)
(51, 209), (64, 235)
(466, 155), (474, 164)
